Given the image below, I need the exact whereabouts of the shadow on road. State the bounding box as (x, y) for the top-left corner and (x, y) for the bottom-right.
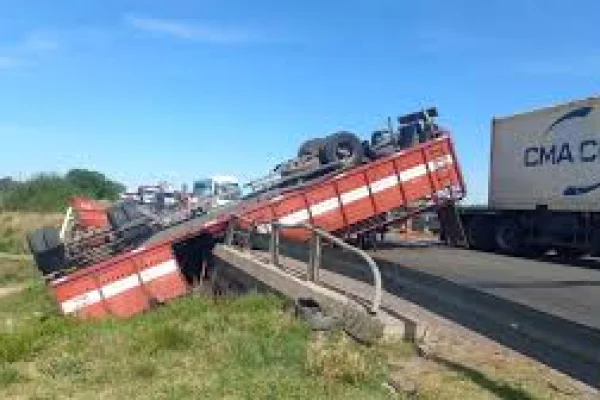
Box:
(432, 355), (536, 400)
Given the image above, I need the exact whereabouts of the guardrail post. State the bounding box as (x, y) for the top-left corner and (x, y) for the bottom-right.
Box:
(247, 223), (256, 249)
(308, 231), (321, 282)
(225, 218), (236, 246)
(308, 231), (316, 281)
(270, 223), (280, 267)
(314, 234), (321, 281)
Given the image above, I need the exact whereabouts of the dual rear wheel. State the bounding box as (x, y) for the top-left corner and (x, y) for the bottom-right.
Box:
(465, 215), (593, 259)
(297, 131), (365, 168)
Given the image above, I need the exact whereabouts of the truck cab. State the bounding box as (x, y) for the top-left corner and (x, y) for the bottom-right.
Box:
(193, 176), (242, 209)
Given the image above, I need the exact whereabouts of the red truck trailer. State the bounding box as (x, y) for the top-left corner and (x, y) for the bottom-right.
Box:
(30, 110), (467, 319)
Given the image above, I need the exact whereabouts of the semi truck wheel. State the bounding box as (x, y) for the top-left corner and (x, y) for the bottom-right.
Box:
(321, 131), (364, 166)
(465, 216), (495, 251)
(495, 219), (525, 255)
(298, 138), (324, 157)
(555, 247), (588, 259)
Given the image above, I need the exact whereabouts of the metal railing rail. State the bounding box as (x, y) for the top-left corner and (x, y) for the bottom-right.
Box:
(225, 215), (382, 315)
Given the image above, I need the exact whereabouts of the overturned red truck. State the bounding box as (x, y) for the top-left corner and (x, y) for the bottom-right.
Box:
(27, 108), (466, 319)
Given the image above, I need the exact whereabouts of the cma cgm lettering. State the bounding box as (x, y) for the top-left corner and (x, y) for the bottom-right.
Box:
(524, 139), (600, 167)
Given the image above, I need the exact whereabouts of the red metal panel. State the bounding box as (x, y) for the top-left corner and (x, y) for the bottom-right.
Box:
(70, 196), (109, 228)
(335, 171), (376, 225)
(395, 148), (432, 203)
(52, 275), (108, 319)
(429, 140), (461, 193)
(304, 182), (345, 232)
(272, 193), (311, 240)
(243, 204), (276, 230)
(365, 160), (404, 213)
(135, 244), (188, 303)
(95, 259), (150, 318)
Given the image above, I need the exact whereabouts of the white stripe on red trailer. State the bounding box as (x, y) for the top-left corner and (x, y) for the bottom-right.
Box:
(60, 259), (178, 314)
(277, 154), (454, 226)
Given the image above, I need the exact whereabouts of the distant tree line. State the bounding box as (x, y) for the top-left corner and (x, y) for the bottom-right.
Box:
(0, 169), (125, 212)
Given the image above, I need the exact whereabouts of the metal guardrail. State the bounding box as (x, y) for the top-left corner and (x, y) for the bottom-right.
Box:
(225, 215), (382, 314)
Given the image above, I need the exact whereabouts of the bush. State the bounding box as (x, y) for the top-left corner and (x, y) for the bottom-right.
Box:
(0, 170), (125, 212)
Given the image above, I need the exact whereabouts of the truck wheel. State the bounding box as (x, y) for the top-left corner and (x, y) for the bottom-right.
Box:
(590, 229), (600, 256)
(107, 206), (129, 230)
(495, 219), (525, 255)
(121, 200), (145, 221)
(321, 131), (364, 167)
(465, 216), (495, 251)
(298, 138), (324, 157)
(27, 227), (61, 254)
(555, 247), (587, 259)
(523, 245), (549, 258)
(28, 228), (48, 254)
(27, 228), (67, 276)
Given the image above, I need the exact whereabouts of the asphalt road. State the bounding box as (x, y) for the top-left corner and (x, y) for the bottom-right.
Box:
(369, 243), (600, 331)
(268, 238), (600, 385)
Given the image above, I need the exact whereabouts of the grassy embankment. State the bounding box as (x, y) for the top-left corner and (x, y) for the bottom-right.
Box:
(0, 212), (589, 399)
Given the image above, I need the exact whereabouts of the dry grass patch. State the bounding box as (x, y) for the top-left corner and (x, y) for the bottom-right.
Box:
(0, 258), (37, 287)
(0, 212), (63, 254)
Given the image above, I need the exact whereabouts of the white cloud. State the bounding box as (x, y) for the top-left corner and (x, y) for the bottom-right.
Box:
(125, 16), (259, 44)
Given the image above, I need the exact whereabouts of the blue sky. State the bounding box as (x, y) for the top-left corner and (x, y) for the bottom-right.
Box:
(0, 0), (598, 202)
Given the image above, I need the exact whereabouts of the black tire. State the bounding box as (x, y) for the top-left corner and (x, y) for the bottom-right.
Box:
(27, 227), (61, 254)
(321, 131), (364, 166)
(27, 228), (66, 276)
(555, 247), (588, 259)
(590, 229), (600, 256)
(121, 200), (145, 221)
(465, 216), (495, 251)
(298, 138), (324, 157)
(495, 219), (525, 255)
(295, 298), (339, 331)
(27, 228), (48, 254)
(43, 227), (61, 250)
(523, 245), (550, 259)
(107, 206), (129, 230)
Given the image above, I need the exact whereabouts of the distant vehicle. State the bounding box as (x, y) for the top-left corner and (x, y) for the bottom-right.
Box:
(460, 96), (600, 257)
(155, 183), (177, 209)
(193, 176), (242, 209)
(119, 192), (140, 202)
(138, 185), (160, 205)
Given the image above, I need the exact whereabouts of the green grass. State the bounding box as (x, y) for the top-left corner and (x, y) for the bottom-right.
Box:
(0, 284), (399, 399)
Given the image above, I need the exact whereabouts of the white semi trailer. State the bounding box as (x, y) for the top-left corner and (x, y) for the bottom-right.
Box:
(461, 96), (600, 257)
